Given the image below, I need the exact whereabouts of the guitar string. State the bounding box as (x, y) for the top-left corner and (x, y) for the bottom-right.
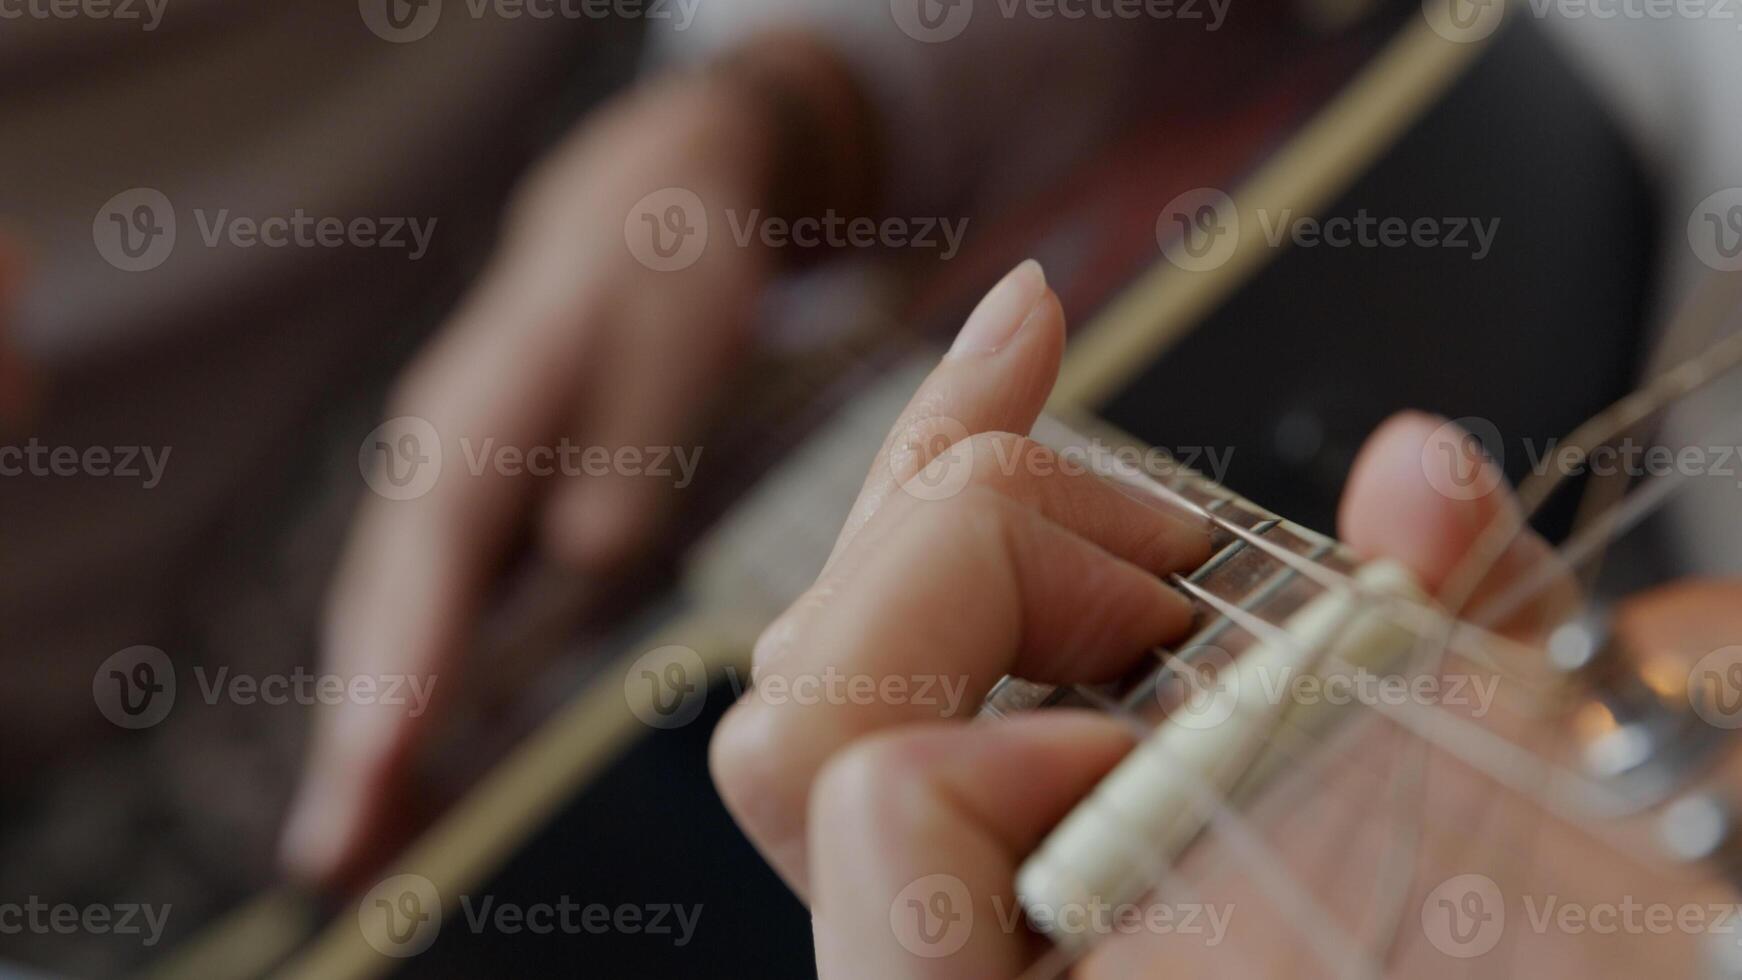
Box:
(1371, 306), (1742, 969)
(1021, 531), (1695, 978)
(1058, 423), (1553, 688)
(1025, 682), (1392, 980)
(1014, 326), (1742, 973)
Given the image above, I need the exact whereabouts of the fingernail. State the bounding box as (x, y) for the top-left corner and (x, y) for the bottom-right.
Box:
(948, 259), (1046, 358)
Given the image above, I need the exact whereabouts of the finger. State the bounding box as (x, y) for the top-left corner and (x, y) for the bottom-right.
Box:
(809, 713), (1136, 979)
(280, 256), (600, 885)
(825, 259), (1064, 571)
(712, 486), (1198, 896)
(1338, 411), (1576, 636)
(757, 431), (1211, 674)
(540, 269), (754, 569)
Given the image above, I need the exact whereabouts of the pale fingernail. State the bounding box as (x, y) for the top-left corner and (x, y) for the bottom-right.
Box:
(948, 259), (1047, 358)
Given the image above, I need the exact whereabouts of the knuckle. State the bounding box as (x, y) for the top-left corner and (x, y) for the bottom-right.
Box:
(751, 613), (798, 673)
(708, 703), (796, 842)
(903, 486), (1014, 553)
(753, 581), (841, 671)
(809, 732), (933, 829)
(895, 430), (1055, 505)
(959, 431), (1043, 489)
(884, 405), (972, 488)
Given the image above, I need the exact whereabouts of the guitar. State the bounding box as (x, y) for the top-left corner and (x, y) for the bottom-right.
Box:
(147, 6), (1691, 978)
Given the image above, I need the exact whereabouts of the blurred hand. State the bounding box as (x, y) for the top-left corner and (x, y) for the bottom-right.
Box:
(0, 239), (31, 427)
(711, 260), (1607, 977)
(281, 69), (793, 885)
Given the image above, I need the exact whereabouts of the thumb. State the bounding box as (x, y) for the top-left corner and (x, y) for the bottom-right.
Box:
(1338, 411), (1575, 635)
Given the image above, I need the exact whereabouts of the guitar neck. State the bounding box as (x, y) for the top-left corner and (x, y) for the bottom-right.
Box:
(982, 412), (1362, 724)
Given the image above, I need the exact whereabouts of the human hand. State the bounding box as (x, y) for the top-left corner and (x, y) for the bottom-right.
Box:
(280, 45), (868, 885)
(710, 260), (1713, 978)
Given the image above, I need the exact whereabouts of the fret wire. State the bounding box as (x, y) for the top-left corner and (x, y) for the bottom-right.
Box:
(1007, 325), (1742, 968)
(1166, 516), (1281, 660)
(1056, 420), (1549, 684)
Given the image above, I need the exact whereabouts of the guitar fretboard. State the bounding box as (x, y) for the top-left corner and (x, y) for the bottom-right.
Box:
(981, 414), (1361, 726)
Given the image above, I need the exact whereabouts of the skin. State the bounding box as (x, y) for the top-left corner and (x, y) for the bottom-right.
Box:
(280, 44), (872, 884)
(712, 260), (1741, 978)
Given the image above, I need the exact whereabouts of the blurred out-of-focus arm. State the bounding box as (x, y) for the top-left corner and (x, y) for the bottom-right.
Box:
(649, 3), (1168, 223)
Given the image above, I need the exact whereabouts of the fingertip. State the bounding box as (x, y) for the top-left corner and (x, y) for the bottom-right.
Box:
(947, 259), (1049, 359)
(1339, 410), (1512, 592)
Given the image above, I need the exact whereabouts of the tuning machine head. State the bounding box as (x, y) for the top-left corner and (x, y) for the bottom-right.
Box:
(1547, 609), (1726, 809)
